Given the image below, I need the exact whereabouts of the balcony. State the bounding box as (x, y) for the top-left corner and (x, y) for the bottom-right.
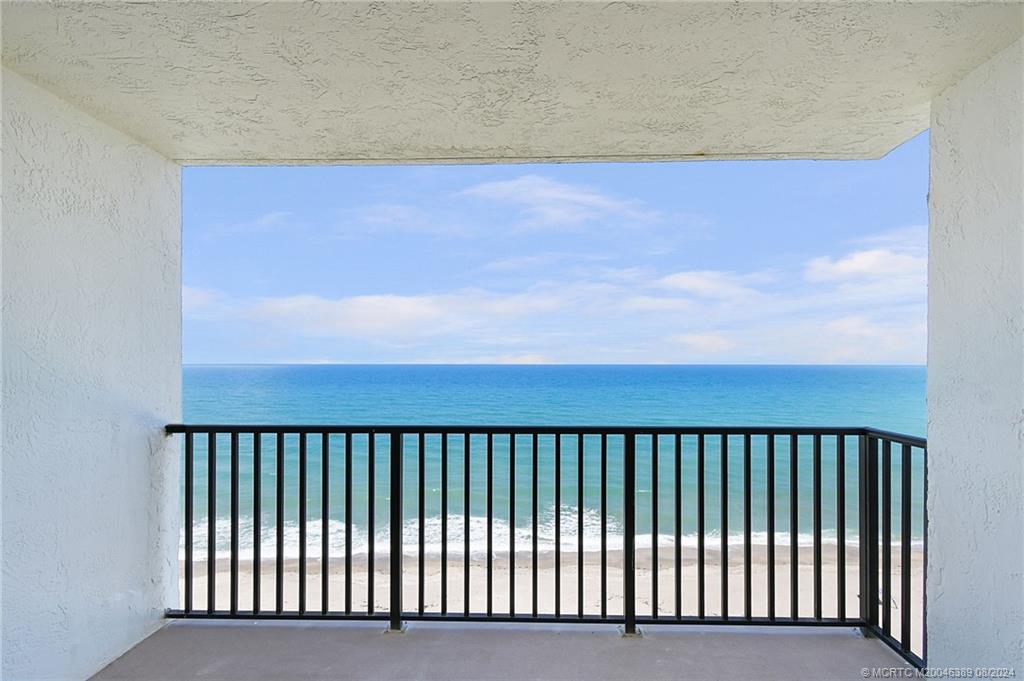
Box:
(90, 424), (925, 679)
(4, 4), (1022, 679)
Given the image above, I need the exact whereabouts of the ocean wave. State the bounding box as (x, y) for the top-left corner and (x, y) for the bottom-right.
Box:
(180, 508), (921, 560)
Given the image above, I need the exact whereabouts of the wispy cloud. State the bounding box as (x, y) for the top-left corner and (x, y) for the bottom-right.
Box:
(481, 253), (573, 272)
(248, 294), (451, 341)
(656, 270), (770, 301)
(182, 286), (219, 313)
(182, 285), (230, 319)
(205, 211), (294, 238)
(338, 203), (470, 238)
(485, 353), (552, 365)
(818, 316), (927, 363)
(184, 223), (926, 364)
(243, 288), (568, 345)
(805, 249), (925, 282)
(801, 226), (927, 310)
(460, 175), (658, 229)
(672, 333), (737, 354)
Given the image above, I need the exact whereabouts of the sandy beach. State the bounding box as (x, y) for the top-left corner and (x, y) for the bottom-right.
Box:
(182, 543), (923, 654)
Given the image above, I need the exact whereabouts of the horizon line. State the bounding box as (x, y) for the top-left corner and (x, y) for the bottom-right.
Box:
(182, 362), (926, 368)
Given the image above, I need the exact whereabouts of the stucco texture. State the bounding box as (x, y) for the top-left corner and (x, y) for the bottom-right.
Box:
(1, 69), (181, 681)
(2, 1), (1021, 164)
(928, 38), (1024, 669)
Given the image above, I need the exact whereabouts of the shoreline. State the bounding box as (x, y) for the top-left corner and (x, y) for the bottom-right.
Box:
(180, 544), (923, 653)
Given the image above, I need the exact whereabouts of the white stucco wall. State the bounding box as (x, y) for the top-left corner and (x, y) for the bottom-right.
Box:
(1, 68), (181, 681)
(928, 38), (1024, 669)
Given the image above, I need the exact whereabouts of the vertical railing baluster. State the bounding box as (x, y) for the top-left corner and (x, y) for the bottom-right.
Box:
(299, 433), (307, 614)
(859, 435), (880, 631)
(922, 444), (929, 665)
(486, 432), (493, 616)
(389, 432), (402, 631)
(901, 443), (912, 652)
(253, 434), (261, 614)
(184, 432), (194, 614)
(837, 435), (846, 620)
(652, 434), (659, 619)
(743, 433), (751, 620)
(208, 432), (217, 615)
(464, 433), (470, 617)
(767, 434), (775, 621)
(418, 432), (426, 616)
(322, 434), (330, 614)
(555, 434), (561, 618)
(721, 434), (729, 620)
(441, 434), (448, 616)
(883, 440), (892, 634)
(813, 433), (821, 620)
(578, 433), (584, 619)
(510, 434), (517, 616)
(674, 433), (682, 620)
(623, 433), (637, 635)
(344, 432), (352, 615)
(858, 434), (868, 626)
(368, 434), (375, 615)
(532, 433), (539, 618)
(698, 433), (706, 619)
(600, 433), (608, 619)
(275, 432), (284, 614)
(789, 434), (798, 620)
(230, 432), (239, 615)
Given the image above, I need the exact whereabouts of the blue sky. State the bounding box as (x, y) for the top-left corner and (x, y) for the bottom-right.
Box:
(183, 131), (928, 365)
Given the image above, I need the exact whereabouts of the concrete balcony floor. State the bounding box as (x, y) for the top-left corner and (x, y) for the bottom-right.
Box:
(91, 620), (911, 681)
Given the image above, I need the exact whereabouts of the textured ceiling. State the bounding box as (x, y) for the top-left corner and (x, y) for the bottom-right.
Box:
(2, 1), (1022, 164)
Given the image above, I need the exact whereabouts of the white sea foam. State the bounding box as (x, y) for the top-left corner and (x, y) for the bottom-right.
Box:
(181, 508), (919, 561)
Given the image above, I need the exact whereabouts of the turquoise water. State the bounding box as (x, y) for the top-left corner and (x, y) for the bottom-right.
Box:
(182, 364), (925, 558)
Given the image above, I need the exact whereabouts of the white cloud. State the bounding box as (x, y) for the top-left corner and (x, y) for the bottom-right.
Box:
(248, 294), (451, 340)
(656, 270), (768, 301)
(805, 248), (926, 282)
(460, 175), (658, 229)
(807, 225), (926, 284)
(245, 288), (568, 343)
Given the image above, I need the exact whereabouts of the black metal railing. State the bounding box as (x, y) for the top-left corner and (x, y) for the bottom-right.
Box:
(165, 424), (926, 667)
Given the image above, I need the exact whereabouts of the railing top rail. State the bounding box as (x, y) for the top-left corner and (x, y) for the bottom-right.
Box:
(863, 427), (927, 449)
(165, 423), (923, 444)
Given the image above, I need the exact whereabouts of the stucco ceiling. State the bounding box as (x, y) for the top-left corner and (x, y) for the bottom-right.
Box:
(2, 1), (1022, 164)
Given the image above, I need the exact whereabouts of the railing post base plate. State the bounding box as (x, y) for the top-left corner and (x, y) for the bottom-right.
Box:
(384, 622), (407, 634)
(619, 625), (643, 639)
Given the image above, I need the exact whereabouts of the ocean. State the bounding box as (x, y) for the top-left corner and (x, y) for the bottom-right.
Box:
(182, 364), (926, 560)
